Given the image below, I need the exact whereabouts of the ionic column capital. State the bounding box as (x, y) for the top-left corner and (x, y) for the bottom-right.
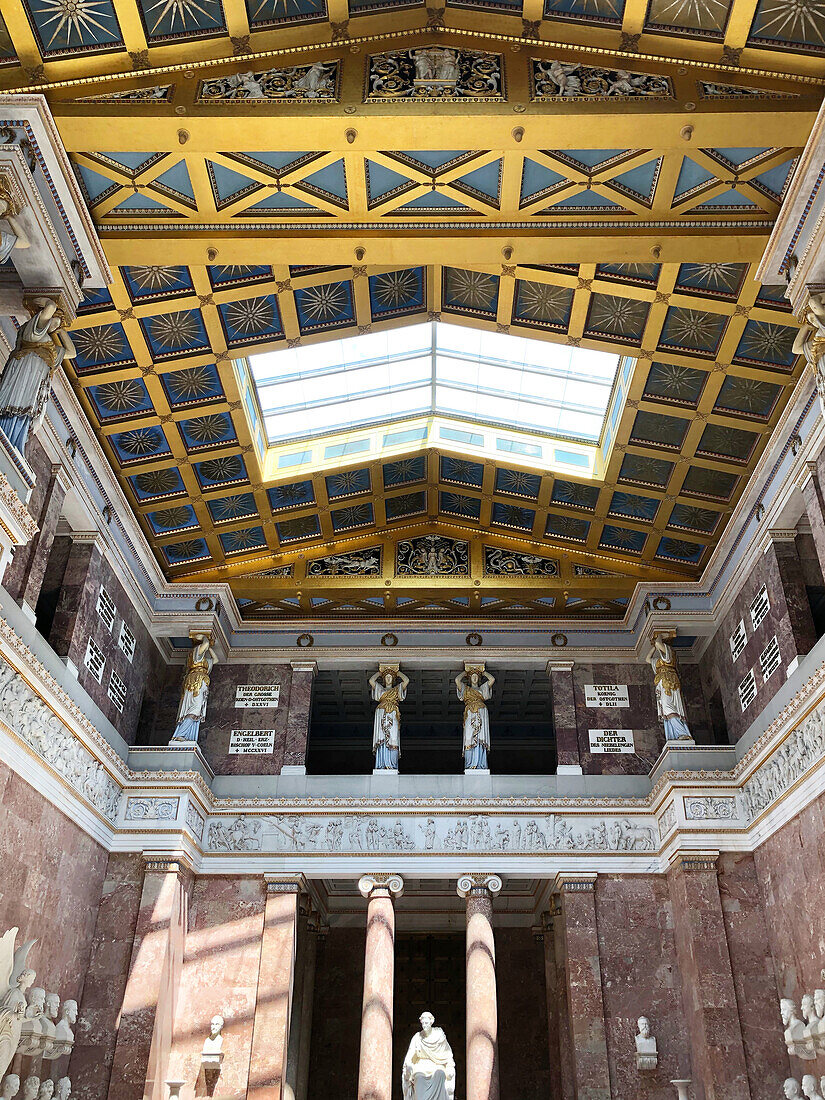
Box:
(456, 873), (502, 899)
(358, 873), (404, 899)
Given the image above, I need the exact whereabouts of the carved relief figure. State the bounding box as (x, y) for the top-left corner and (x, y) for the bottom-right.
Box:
(0, 930), (36, 1081)
(455, 664), (495, 770)
(0, 298), (76, 454)
(0, 177), (29, 264)
(649, 633), (692, 741)
(368, 664), (409, 771)
(170, 633), (217, 745)
(402, 1012), (455, 1100)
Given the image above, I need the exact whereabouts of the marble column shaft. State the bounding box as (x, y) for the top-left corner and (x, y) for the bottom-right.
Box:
(540, 915), (572, 1100)
(282, 661), (317, 772)
(248, 877), (301, 1100)
(765, 537), (817, 657)
(357, 875), (402, 1100)
(547, 661), (582, 774)
(801, 463), (825, 579)
(106, 856), (191, 1100)
(47, 535), (99, 664)
(5, 464), (65, 610)
(555, 875), (611, 1100)
(460, 877), (500, 1100)
(667, 855), (750, 1100)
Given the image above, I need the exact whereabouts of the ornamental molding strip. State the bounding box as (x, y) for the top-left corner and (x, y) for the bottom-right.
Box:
(0, 473), (38, 544)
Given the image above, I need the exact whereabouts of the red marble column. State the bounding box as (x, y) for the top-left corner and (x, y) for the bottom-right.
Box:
(547, 660), (582, 775)
(281, 661), (317, 774)
(667, 852), (750, 1100)
(458, 874), (501, 1100)
(357, 873), (403, 1100)
(801, 461), (825, 579)
(248, 875), (303, 1100)
(5, 463), (66, 613)
(554, 873), (611, 1100)
(106, 854), (192, 1100)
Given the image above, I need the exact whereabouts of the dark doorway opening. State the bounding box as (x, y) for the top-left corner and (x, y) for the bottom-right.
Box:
(307, 668), (556, 775)
(807, 585), (825, 642)
(34, 533), (72, 643)
(393, 933), (466, 1100)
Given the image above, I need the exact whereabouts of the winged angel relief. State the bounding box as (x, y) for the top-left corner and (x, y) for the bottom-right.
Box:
(0, 928), (36, 1080)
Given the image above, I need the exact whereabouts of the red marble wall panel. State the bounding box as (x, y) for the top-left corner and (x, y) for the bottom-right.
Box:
(700, 536), (817, 743)
(496, 928), (551, 1100)
(198, 664), (294, 775)
(0, 757), (108, 995)
(70, 852), (144, 1100)
(3, 435), (54, 599)
(717, 852), (790, 1098)
(47, 540), (166, 744)
(167, 875), (266, 1099)
(753, 791), (825, 1001)
(595, 874), (692, 1099)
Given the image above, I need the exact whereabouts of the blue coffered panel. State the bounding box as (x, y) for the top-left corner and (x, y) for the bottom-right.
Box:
(543, 0), (625, 23)
(128, 468), (187, 502)
(748, 0), (825, 52)
(141, 309), (211, 360)
(179, 412), (238, 452)
(208, 265), (273, 289)
(386, 491), (427, 519)
(136, 0), (226, 43)
(219, 295), (284, 347)
(295, 281), (355, 333)
(245, 0), (326, 29)
(494, 468), (542, 499)
(369, 268), (426, 319)
(161, 363), (225, 408)
(88, 377), (153, 421)
(545, 514), (591, 541)
(512, 281), (573, 331)
(440, 456), (484, 488)
(733, 319), (798, 369)
(193, 454), (249, 489)
(596, 263), (661, 285)
(326, 468), (371, 499)
(491, 502), (535, 530)
(208, 493), (260, 523)
(72, 322), (135, 374)
(268, 481), (316, 511)
(123, 265), (194, 302)
(331, 503), (375, 532)
(599, 523), (647, 553)
(162, 539), (211, 565)
(78, 285), (114, 314)
(220, 526), (268, 553)
(584, 293), (650, 344)
(608, 490), (659, 521)
(440, 492), (482, 520)
(657, 306), (728, 356)
(23, 0), (123, 56)
(276, 515), (322, 543)
(111, 426), (171, 465)
(383, 456), (426, 488)
(674, 262), (748, 298)
(442, 268), (499, 319)
(656, 537), (705, 563)
(551, 479), (600, 510)
(147, 504), (199, 534)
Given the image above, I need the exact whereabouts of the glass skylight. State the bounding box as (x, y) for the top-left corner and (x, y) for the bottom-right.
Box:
(251, 321), (620, 446)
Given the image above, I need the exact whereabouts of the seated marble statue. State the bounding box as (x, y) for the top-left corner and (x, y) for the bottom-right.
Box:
(634, 1016), (657, 1070)
(402, 1012), (455, 1100)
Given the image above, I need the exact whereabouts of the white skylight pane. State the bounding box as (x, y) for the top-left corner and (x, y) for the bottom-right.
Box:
(252, 320), (620, 444)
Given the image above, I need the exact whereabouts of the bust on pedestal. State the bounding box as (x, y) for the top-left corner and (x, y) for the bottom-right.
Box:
(201, 1014), (224, 1072)
(402, 1012), (455, 1100)
(1, 1076), (19, 1100)
(782, 999), (816, 1060)
(634, 1016), (658, 1070)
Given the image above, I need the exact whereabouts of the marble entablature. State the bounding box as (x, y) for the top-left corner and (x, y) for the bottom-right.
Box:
(1, 605), (825, 870)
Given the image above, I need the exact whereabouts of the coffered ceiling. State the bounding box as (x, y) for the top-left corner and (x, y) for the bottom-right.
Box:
(0, 7), (817, 620)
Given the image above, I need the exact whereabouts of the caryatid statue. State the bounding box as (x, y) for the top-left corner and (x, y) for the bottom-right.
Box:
(648, 632), (692, 743)
(368, 664), (409, 772)
(169, 633), (217, 746)
(793, 293), (825, 417)
(0, 176), (29, 264)
(402, 1011), (455, 1100)
(0, 297), (76, 454)
(455, 663), (495, 771)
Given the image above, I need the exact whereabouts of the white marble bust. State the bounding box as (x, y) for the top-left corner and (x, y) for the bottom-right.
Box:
(1, 1076), (20, 1100)
(785, 1082), (803, 1100)
(51, 1001), (76, 1059)
(54, 1081), (70, 1100)
(782, 999), (816, 1060)
(634, 1016), (658, 1070)
(202, 1015), (224, 1065)
(35, 1081), (53, 1100)
(802, 1076), (824, 1100)
(21, 1079), (38, 1100)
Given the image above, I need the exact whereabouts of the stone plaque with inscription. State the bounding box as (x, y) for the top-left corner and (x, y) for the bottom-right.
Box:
(235, 685), (280, 709)
(584, 684), (629, 708)
(229, 729), (276, 754)
(588, 729), (635, 753)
